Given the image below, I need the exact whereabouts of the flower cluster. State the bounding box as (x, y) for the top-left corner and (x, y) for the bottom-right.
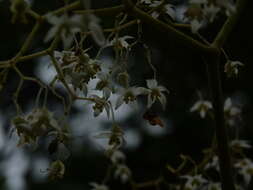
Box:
(190, 96), (241, 127)
(54, 50), (101, 96)
(12, 107), (60, 146)
(184, 0), (236, 33)
(140, 0), (176, 19)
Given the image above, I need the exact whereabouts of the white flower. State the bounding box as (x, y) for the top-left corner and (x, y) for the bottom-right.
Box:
(146, 1), (162, 19)
(234, 158), (253, 185)
(95, 72), (114, 99)
(12, 108), (60, 146)
(114, 164), (131, 183)
(90, 95), (110, 118)
(44, 14), (83, 48)
(224, 98), (241, 116)
(181, 175), (207, 190)
(90, 183), (108, 190)
(53, 50), (101, 95)
(146, 79), (169, 109)
(115, 86), (148, 110)
(203, 4), (220, 22)
(164, 4), (176, 20)
(230, 140), (251, 149)
(190, 99), (212, 118)
(94, 124), (124, 149)
(216, 0), (236, 16)
(190, 19), (203, 34)
(148, 2), (175, 20)
(224, 97), (241, 126)
(224, 60), (244, 78)
(204, 156), (219, 171)
(108, 36), (134, 49)
(110, 150), (126, 164)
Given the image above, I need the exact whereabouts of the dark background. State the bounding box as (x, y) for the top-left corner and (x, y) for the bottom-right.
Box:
(0, 0), (253, 189)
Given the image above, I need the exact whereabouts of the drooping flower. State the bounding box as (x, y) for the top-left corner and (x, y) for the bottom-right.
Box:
(114, 164), (131, 183)
(224, 97), (241, 126)
(88, 14), (106, 47)
(141, 0), (176, 19)
(190, 99), (212, 118)
(95, 72), (114, 98)
(110, 150), (126, 164)
(234, 158), (253, 185)
(94, 123), (124, 150)
(53, 50), (101, 96)
(115, 86), (148, 110)
(203, 4), (220, 22)
(146, 79), (169, 109)
(190, 19), (203, 33)
(48, 160), (65, 180)
(90, 95), (110, 118)
(12, 108), (59, 146)
(230, 139), (251, 150)
(204, 156), (219, 171)
(224, 60), (244, 78)
(44, 14), (84, 48)
(181, 174), (207, 190)
(108, 36), (134, 50)
(216, 0), (236, 16)
(224, 98), (241, 116)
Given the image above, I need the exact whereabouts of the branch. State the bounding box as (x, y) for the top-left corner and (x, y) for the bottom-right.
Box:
(123, 0), (215, 53)
(74, 5), (124, 16)
(204, 51), (235, 190)
(212, 0), (248, 48)
(205, 1), (249, 190)
(47, 1), (82, 16)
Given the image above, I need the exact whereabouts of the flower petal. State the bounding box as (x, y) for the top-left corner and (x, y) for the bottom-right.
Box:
(115, 96), (124, 110)
(147, 79), (157, 89)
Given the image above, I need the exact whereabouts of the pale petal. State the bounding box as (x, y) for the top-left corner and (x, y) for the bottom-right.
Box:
(89, 21), (106, 47)
(44, 26), (58, 43)
(190, 19), (202, 34)
(158, 86), (169, 93)
(190, 101), (201, 112)
(158, 93), (167, 110)
(105, 104), (110, 119)
(115, 96), (124, 110)
(224, 98), (232, 111)
(147, 94), (155, 108)
(103, 87), (111, 100)
(200, 109), (206, 118)
(204, 101), (212, 109)
(62, 32), (74, 49)
(165, 4), (176, 20)
(151, 11), (159, 19)
(146, 79), (157, 89)
(134, 87), (149, 96)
